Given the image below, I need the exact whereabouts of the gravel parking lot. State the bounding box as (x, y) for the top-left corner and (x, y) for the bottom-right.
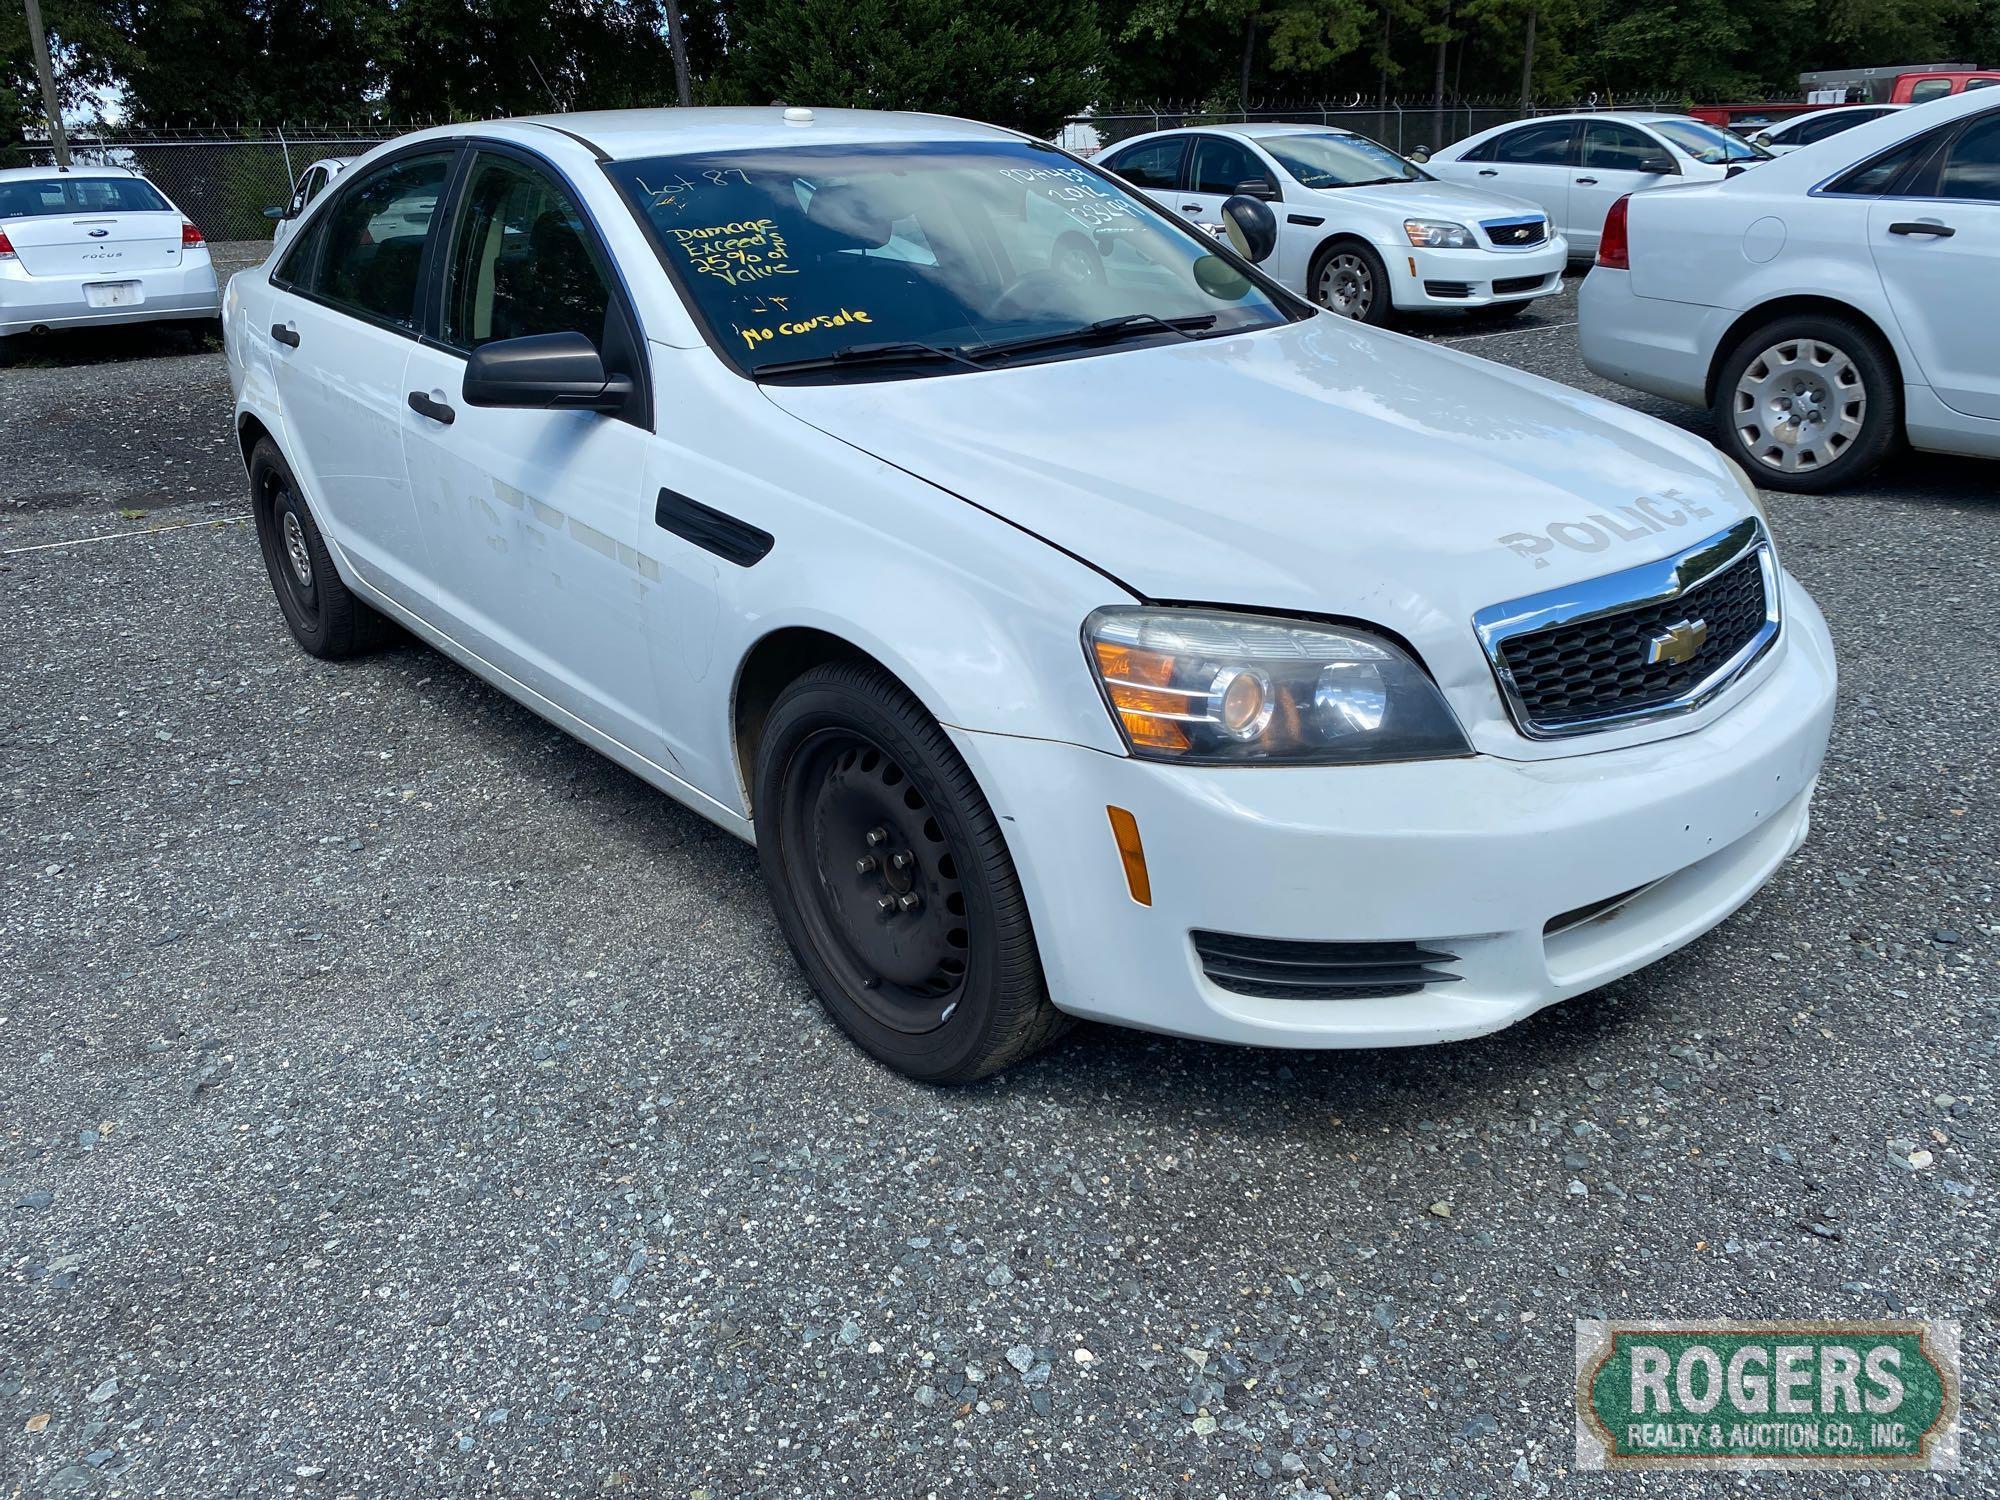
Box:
(3, 264), (1994, 1498)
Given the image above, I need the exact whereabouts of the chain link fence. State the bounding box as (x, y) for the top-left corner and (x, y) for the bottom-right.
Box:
(1057, 96), (1693, 158)
(18, 126), (418, 242)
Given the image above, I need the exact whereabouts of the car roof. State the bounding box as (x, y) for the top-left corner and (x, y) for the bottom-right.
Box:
(499, 106), (1023, 161)
(0, 164), (141, 182)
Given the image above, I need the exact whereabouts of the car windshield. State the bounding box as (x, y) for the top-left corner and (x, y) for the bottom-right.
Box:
(1259, 132), (1427, 188)
(0, 176), (172, 219)
(1652, 120), (1771, 165)
(606, 139), (1294, 379)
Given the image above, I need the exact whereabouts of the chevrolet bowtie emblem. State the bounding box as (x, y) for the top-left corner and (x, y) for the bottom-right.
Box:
(1646, 617), (1709, 667)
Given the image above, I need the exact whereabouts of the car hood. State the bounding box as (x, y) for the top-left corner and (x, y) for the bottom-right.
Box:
(1310, 176), (1545, 222)
(762, 314), (1760, 758)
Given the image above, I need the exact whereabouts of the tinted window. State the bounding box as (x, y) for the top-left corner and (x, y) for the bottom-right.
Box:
(1966, 77), (1998, 91)
(1101, 137), (1188, 190)
(442, 154), (614, 350)
(287, 168), (317, 216)
(1188, 135), (1266, 195)
(311, 151), (451, 327)
(274, 212), (325, 285)
(1581, 122), (1665, 171)
(607, 140), (1290, 379)
(1796, 109), (1881, 145)
(1492, 122), (1576, 166)
(1825, 129), (1943, 195)
(1937, 115), (2000, 200)
(1909, 78), (1953, 104)
(0, 176), (171, 219)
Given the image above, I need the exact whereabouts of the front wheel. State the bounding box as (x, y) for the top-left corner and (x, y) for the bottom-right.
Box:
(1311, 241), (1392, 326)
(1711, 314), (1899, 492)
(754, 662), (1071, 1083)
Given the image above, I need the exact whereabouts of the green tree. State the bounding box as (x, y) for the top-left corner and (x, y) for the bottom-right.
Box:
(716, 0), (1105, 135)
(118, 0), (400, 124)
(2, 0), (137, 159)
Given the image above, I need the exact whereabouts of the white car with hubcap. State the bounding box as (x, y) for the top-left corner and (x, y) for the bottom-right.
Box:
(1097, 123), (1566, 323)
(223, 107), (1835, 1081)
(1580, 89), (2000, 490)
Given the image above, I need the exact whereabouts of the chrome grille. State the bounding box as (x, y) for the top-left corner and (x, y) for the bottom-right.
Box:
(1473, 519), (1782, 739)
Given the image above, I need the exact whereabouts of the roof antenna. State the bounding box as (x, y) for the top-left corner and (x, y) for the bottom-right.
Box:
(527, 57), (561, 112)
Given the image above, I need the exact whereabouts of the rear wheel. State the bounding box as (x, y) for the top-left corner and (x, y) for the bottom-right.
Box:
(1311, 241), (1392, 326)
(248, 438), (395, 658)
(1711, 313), (1899, 492)
(754, 661), (1071, 1083)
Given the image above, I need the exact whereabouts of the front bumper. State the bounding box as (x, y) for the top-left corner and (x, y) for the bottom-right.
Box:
(0, 255), (222, 337)
(952, 579), (1835, 1050)
(1391, 237), (1569, 310)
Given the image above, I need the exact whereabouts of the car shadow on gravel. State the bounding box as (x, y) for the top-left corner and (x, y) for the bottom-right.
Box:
(0, 320), (220, 369)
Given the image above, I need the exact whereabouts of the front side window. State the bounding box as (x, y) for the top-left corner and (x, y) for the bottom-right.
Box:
(310, 151), (451, 327)
(1262, 132), (1424, 188)
(1492, 122), (1576, 166)
(1937, 114), (2000, 200)
(441, 153), (614, 350)
(1582, 122), (1666, 171)
(1652, 119), (1770, 164)
(608, 140), (1293, 380)
(1188, 135), (1267, 195)
(0, 176), (171, 219)
(1101, 136), (1188, 190)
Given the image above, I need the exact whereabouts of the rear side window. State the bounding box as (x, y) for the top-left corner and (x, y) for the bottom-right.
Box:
(308, 152), (452, 328)
(1823, 128), (1945, 195)
(1101, 137), (1188, 190)
(1491, 122), (1576, 166)
(440, 153), (614, 350)
(0, 176), (171, 219)
(1937, 114), (2000, 200)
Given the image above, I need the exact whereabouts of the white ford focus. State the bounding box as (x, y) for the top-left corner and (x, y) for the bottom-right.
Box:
(224, 108), (1836, 1081)
(0, 165), (222, 341)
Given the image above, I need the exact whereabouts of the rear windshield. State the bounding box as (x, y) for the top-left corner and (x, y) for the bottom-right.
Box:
(606, 139), (1292, 379)
(0, 176), (172, 219)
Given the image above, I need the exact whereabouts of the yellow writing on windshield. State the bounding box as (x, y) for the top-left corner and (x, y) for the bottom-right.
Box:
(670, 218), (798, 286)
(740, 308), (872, 351)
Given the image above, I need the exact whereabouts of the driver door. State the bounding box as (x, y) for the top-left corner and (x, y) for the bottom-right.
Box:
(1572, 121), (1677, 254)
(1176, 134), (1277, 238)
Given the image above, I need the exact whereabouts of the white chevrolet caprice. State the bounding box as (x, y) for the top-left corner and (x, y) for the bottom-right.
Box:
(223, 107), (1837, 1082)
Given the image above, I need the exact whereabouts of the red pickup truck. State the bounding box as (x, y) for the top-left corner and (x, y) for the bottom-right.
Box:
(1887, 70), (2000, 102)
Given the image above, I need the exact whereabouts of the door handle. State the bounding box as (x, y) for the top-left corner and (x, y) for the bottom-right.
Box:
(406, 391), (455, 425)
(1575, 176), (1599, 185)
(1889, 220), (1955, 237)
(1478, 168), (1499, 176)
(1181, 204), (1201, 213)
(270, 323), (299, 347)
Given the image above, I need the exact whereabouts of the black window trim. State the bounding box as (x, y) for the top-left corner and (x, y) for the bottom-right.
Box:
(1186, 131), (1274, 198)
(417, 137), (654, 430)
(268, 139), (465, 343)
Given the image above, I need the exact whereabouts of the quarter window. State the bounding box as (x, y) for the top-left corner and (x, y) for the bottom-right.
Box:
(1189, 135), (1267, 195)
(1101, 137), (1188, 190)
(309, 151), (452, 328)
(1824, 129), (1944, 195)
(1491, 122), (1576, 166)
(441, 154), (615, 350)
(1937, 115), (2000, 200)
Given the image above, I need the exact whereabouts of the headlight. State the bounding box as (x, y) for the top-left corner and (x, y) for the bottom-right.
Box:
(1404, 218), (1475, 249)
(1084, 608), (1471, 765)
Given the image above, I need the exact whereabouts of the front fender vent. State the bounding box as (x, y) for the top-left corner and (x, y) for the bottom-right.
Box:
(1191, 931), (1460, 1000)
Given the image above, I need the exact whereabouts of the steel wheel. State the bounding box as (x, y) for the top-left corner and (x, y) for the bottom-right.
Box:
(776, 729), (971, 1035)
(263, 473), (321, 625)
(1731, 338), (1868, 476)
(1316, 252), (1376, 320)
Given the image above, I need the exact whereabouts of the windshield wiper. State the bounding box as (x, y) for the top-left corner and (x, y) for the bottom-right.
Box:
(752, 339), (989, 379)
(965, 313), (1218, 363)
(1326, 176), (1408, 189)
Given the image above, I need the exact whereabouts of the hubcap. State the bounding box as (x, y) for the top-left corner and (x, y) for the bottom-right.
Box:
(280, 507), (313, 588)
(1317, 254), (1374, 319)
(782, 732), (970, 1033)
(1732, 339), (1867, 474)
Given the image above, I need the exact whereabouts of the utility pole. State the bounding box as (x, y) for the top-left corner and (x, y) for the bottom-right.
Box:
(665, 2), (692, 108)
(23, 0), (71, 168)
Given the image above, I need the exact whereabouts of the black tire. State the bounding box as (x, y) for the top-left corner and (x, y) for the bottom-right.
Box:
(754, 661), (1072, 1083)
(1710, 313), (1899, 493)
(248, 438), (395, 659)
(1309, 239), (1393, 326)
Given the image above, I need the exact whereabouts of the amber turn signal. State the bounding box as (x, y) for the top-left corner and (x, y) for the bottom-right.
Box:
(1106, 805), (1152, 906)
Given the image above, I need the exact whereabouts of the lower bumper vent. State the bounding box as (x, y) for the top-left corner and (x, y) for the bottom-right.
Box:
(1423, 279), (1473, 298)
(1192, 931), (1460, 1000)
(1492, 273), (1546, 295)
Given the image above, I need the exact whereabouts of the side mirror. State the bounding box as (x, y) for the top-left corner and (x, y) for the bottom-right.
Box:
(1638, 156), (1677, 175)
(1751, 132), (1773, 148)
(262, 205), (290, 221)
(1409, 145), (1432, 164)
(1232, 177), (1280, 202)
(463, 331), (633, 413)
(1220, 194), (1278, 264)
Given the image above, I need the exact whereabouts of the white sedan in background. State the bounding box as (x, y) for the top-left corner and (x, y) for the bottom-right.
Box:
(1425, 113), (1771, 258)
(1580, 89), (2000, 491)
(267, 157), (350, 252)
(0, 166), (221, 341)
(1097, 123), (1566, 324)
(1747, 104), (1904, 155)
